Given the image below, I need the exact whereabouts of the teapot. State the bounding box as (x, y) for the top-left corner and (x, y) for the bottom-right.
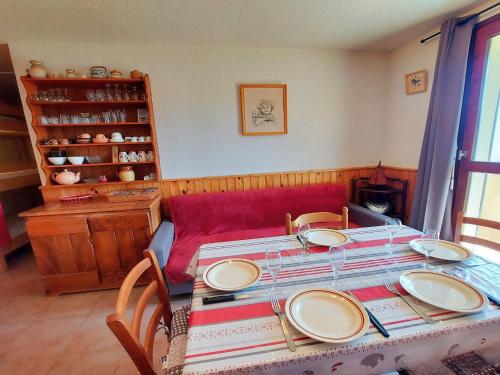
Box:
(52, 169), (81, 185)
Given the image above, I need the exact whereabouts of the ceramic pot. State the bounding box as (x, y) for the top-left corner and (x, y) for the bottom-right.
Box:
(65, 69), (77, 78)
(130, 69), (144, 79)
(27, 60), (47, 78)
(89, 66), (107, 78)
(109, 69), (123, 78)
(52, 169), (81, 185)
(117, 166), (135, 182)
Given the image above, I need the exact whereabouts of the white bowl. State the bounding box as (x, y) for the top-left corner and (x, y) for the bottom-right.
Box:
(48, 156), (67, 165)
(68, 156), (85, 165)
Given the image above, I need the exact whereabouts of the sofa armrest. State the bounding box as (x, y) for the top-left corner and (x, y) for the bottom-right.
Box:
(348, 203), (391, 227)
(148, 220), (175, 269)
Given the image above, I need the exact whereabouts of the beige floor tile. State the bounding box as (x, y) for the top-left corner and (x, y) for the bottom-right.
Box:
(0, 322), (32, 357)
(0, 293), (56, 325)
(0, 315), (87, 363)
(0, 358), (55, 375)
(48, 345), (123, 375)
(38, 291), (102, 320)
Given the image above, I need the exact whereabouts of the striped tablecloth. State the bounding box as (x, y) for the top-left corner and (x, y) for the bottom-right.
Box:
(183, 226), (500, 375)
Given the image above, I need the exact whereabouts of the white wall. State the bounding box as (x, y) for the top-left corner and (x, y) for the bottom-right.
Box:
(8, 42), (389, 179)
(382, 37), (439, 168)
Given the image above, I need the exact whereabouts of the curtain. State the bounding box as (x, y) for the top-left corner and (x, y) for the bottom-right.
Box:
(410, 16), (478, 240)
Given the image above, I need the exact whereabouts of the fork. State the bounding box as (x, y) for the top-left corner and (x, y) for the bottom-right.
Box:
(384, 279), (436, 324)
(270, 295), (296, 351)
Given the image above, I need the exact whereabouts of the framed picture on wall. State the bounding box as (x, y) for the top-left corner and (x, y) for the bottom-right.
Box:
(240, 84), (287, 135)
(405, 69), (428, 95)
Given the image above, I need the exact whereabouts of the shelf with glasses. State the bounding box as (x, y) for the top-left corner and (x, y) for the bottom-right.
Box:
(42, 179), (159, 189)
(34, 122), (150, 127)
(29, 100), (147, 106)
(46, 161), (155, 168)
(39, 142), (153, 148)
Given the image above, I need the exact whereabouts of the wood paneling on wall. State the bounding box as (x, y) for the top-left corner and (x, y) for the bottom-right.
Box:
(41, 165), (418, 222)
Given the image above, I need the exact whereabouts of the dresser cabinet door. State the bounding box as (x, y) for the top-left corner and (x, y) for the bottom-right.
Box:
(25, 216), (99, 293)
(88, 211), (152, 286)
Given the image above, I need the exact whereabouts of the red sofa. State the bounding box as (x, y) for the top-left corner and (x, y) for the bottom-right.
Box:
(164, 184), (367, 286)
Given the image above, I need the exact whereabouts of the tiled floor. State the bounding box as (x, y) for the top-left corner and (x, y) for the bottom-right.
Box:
(0, 248), (190, 375)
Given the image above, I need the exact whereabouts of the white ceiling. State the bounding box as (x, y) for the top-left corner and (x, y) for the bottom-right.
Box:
(0, 0), (487, 51)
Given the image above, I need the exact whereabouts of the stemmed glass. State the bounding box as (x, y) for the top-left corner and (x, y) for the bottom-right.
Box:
(265, 249), (282, 295)
(328, 246), (345, 289)
(421, 228), (440, 270)
(384, 218), (402, 251)
(298, 223), (310, 255)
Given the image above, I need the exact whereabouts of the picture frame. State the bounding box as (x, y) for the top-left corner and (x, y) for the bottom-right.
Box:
(240, 84), (287, 135)
(405, 69), (428, 95)
(137, 108), (149, 123)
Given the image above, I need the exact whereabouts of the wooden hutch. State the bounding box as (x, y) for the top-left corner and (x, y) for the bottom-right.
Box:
(19, 74), (164, 294)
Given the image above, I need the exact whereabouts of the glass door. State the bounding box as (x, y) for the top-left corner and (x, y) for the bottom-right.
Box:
(455, 15), (500, 259)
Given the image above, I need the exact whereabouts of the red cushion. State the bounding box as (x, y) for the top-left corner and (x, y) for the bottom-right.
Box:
(166, 184), (349, 284)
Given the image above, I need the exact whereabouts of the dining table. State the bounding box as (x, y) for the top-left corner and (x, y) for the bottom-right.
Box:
(182, 225), (500, 375)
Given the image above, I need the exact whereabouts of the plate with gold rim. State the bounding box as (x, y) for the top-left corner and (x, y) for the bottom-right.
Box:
(203, 258), (263, 291)
(304, 229), (349, 247)
(285, 288), (369, 343)
(399, 270), (488, 313)
(409, 239), (472, 261)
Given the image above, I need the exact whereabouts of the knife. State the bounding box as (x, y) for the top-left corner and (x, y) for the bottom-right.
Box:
(347, 291), (390, 338)
(202, 294), (253, 305)
(443, 270), (500, 306)
(296, 234), (309, 252)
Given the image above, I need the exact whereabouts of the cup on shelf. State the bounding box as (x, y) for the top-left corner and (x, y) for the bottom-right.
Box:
(86, 90), (96, 101)
(146, 151), (154, 161)
(138, 136), (145, 142)
(95, 90), (105, 101)
(145, 136), (151, 142)
(49, 139), (59, 145)
(118, 152), (129, 163)
(128, 151), (139, 162)
(59, 138), (70, 145)
(110, 132), (124, 143)
(124, 136), (132, 142)
(130, 136), (138, 143)
(137, 151), (148, 162)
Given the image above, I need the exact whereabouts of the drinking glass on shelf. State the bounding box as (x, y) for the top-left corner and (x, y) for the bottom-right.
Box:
(130, 86), (139, 101)
(421, 229), (440, 270)
(91, 114), (101, 124)
(110, 110), (119, 123)
(102, 111), (111, 124)
(122, 84), (130, 101)
(328, 246), (345, 289)
(96, 89), (105, 101)
(298, 223), (310, 255)
(105, 84), (114, 101)
(71, 114), (81, 124)
(60, 114), (70, 124)
(40, 91), (49, 101)
(384, 217), (402, 251)
(55, 88), (64, 102)
(39, 115), (49, 125)
(113, 84), (122, 101)
(63, 88), (71, 102)
(118, 109), (127, 122)
(265, 249), (282, 295)
(86, 90), (96, 101)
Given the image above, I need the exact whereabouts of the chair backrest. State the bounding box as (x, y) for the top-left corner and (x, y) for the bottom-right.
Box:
(454, 211), (500, 251)
(285, 207), (349, 235)
(107, 249), (172, 375)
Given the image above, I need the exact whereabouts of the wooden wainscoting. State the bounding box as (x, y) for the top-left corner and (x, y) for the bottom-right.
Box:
(41, 165), (417, 222)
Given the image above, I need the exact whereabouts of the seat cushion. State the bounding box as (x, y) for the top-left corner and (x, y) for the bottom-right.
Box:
(163, 305), (190, 375)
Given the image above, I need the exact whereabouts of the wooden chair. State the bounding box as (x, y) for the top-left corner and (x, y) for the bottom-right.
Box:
(285, 207), (349, 235)
(107, 249), (189, 375)
(454, 211), (500, 251)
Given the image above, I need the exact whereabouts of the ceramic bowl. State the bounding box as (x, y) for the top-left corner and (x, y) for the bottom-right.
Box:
(48, 156), (67, 165)
(68, 156), (85, 165)
(85, 156), (102, 164)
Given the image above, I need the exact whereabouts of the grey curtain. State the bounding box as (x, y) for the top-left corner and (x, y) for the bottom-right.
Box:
(410, 16), (477, 240)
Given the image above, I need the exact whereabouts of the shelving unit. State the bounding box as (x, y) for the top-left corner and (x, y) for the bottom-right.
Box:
(21, 75), (162, 188)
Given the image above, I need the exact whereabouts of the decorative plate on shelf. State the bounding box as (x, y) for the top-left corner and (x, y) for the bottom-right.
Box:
(105, 188), (160, 202)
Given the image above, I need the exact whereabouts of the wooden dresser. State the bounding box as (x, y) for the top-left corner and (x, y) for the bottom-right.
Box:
(20, 196), (161, 295)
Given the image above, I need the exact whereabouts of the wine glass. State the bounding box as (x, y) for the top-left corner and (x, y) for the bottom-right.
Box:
(265, 249), (282, 295)
(421, 228), (440, 270)
(384, 218), (402, 251)
(298, 223), (310, 255)
(328, 246), (345, 289)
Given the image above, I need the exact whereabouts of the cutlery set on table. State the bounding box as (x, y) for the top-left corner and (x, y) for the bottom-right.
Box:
(199, 228), (499, 351)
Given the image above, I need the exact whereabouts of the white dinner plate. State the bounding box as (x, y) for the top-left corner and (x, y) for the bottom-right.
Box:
(409, 239), (472, 261)
(304, 229), (349, 247)
(399, 270), (489, 313)
(203, 258), (263, 291)
(285, 288), (369, 343)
